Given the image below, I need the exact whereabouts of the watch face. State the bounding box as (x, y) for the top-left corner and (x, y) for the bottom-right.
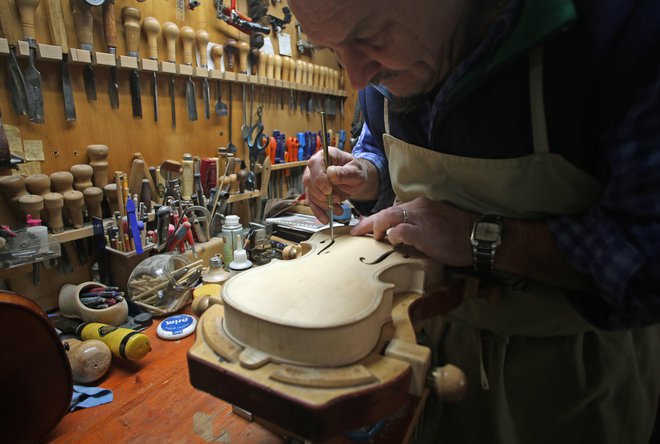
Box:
(475, 222), (501, 242)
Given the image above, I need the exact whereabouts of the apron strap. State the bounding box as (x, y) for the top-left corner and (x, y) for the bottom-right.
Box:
(384, 98), (391, 134)
(529, 47), (550, 154)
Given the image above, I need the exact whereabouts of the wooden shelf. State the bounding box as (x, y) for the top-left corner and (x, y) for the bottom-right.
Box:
(226, 190), (261, 203)
(271, 160), (308, 171)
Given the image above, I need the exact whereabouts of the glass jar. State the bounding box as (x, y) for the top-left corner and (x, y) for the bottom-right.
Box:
(127, 253), (201, 316)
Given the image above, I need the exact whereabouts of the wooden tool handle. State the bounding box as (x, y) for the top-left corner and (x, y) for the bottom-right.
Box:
(162, 21), (178, 63)
(133, 152), (158, 201)
(83, 187), (103, 219)
(313, 64), (320, 87)
(45, 0), (67, 52)
(25, 173), (50, 196)
(294, 59), (303, 83)
(43, 192), (63, 232)
(237, 40), (249, 74)
(16, 0), (39, 40)
(258, 50), (267, 78)
(195, 29), (209, 67)
(224, 39), (237, 71)
(50, 171), (74, 193)
(70, 164), (93, 192)
(18, 193), (43, 220)
(273, 54), (282, 81)
(210, 43), (223, 68)
(103, 183), (118, 215)
(102, 0), (116, 49)
(62, 190), (84, 228)
(266, 54), (274, 79)
(180, 25), (194, 65)
(142, 16), (160, 60)
(129, 158), (145, 197)
(281, 57), (291, 82)
(86, 144), (109, 188)
(0, 0), (23, 45)
(71, 0), (93, 49)
(121, 6), (140, 55)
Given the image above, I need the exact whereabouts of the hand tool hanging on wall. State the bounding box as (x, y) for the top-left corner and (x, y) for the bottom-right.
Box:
(103, 0), (119, 109)
(46, 0), (76, 121)
(143, 16), (161, 122)
(122, 6), (142, 119)
(216, 0), (270, 35)
(180, 26), (198, 121)
(195, 29), (211, 120)
(71, 0), (97, 101)
(210, 44), (228, 116)
(0, 0), (29, 116)
(162, 22), (179, 129)
(16, 0), (45, 123)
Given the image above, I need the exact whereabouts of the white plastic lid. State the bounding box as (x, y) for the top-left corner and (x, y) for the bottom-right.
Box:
(156, 314), (197, 340)
(229, 236), (252, 270)
(223, 214), (241, 229)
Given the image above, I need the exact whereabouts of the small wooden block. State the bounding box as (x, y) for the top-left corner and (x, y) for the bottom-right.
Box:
(235, 73), (248, 83)
(140, 58), (158, 72)
(223, 71), (236, 82)
(17, 40), (30, 57)
(270, 364), (378, 388)
(94, 52), (117, 67)
(239, 347), (271, 369)
(117, 55), (138, 69)
(267, 78), (276, 87)
(258, 77), (268, 86)
(282, 80), (292, 89)
(210, 69), (222, 80)
(194, 67), (209, 78)
(384, 338), (430, 397)
(178, 64), (193, 76)
(274, 80), (283, 89)
(0, 38), (9, 54)
(70, 48), (91, 64)
(37, 44), (63, 61)
(159, 61), (177, 74)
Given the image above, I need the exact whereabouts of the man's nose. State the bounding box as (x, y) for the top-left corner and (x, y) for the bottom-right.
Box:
(336, 48), (382, 90)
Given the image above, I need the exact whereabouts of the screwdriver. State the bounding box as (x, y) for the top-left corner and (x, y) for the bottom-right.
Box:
(320, 112), (333, 240)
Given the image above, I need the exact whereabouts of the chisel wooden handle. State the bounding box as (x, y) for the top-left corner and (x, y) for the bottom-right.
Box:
(273, 54), (282, 81)
(121, 6), (140, 56)
(224, 39), (237, 71)
(16, 0), (39, 40)
(282, 57), (291, 82)
(25, 173), (51, 197)
(83, 187), (103, 219)
(0, 0), (23, 45)
(294, 59), (303, 84)
(210, 43), (223, 69)
(128, 158), (145, 198)
(266, 53), (274, 79)
(45, 0), (67, 52)
(195, 29), (209, 68)
(162, 21), (178, 63)
(63, 190), (84, 228)
(18, 193), (43, 221)
(86, 144), (109, 188)
(71, 0), (93, 50)
(142, 16), (160, 60)
(132, 152), (158, 200)
(258, 50), (267, 78)
(43, 192), (64, 233)
(180, 26), (194, 65)
(103, 183), (118, 215)
(102, 0), (116, 50)
(237, 40), (249, 74)
(50, 171), (74, 193)
(70, 164), (93, 192)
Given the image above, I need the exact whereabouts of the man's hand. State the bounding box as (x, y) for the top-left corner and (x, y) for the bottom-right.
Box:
(350, 197), (477, 267)
(303, 147), (379, 223)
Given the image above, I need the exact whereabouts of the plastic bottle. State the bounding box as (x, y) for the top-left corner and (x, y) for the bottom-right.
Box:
(78, 322), (151, 360)
(221, 215), (243, 265)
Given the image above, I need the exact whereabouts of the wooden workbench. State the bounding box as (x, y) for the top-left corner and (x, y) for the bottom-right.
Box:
(44, 311), (425, 444)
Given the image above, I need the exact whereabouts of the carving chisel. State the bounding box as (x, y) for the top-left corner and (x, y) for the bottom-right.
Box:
(71, 0), (96, 101)
(16, 0), (44, 123)
(320, 111), (333, 240)
(102, 0), (119, 109)
(162, 22), (179, 129)
(0, 0), (29, 115)
(143, 16), (161, 122)
(122, 6), (142, 119)
(46, 0), (76, 121)
(195, 29), (211, 120)
(180, 26), (197, 121)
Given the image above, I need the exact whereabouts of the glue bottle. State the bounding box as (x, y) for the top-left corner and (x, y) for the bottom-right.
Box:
(221, 215), (243, 265)
(229, 235), (252, 273)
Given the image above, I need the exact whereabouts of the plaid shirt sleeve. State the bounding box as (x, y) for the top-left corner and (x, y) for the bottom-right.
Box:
(546, 60), (660, 329)
(349, 123), (395, 215)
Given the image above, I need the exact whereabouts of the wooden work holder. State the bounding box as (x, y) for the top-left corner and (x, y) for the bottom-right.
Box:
(177, 64), (194, 76)
(160, 61), (177, 74)
(36, 44), (62, 61)
(194, 67), (209, 78)
(140, 58), (159, 72)
(188, 228), (462, 441)
(94, 51), (117, 67)
(117, 55), (139, 70)
(15, 40), (30, 57)
(0, 38), (9, 54)
(69, 48), (92, 64)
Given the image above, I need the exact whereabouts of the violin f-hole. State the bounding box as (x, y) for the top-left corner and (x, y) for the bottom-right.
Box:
(360, 249), (408, 265)
(317, 238), (335, 255)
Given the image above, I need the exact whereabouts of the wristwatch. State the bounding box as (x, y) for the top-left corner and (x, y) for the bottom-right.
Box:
(470, 215), (504, 276)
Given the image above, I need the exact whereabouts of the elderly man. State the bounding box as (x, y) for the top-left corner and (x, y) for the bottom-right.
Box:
(289, 0), (660, 442)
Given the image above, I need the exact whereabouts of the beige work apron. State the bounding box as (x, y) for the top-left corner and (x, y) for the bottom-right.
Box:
(383, 49), (660, 444)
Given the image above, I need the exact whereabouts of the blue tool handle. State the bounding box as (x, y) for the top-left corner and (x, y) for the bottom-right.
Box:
(126, 197), (143, 254)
